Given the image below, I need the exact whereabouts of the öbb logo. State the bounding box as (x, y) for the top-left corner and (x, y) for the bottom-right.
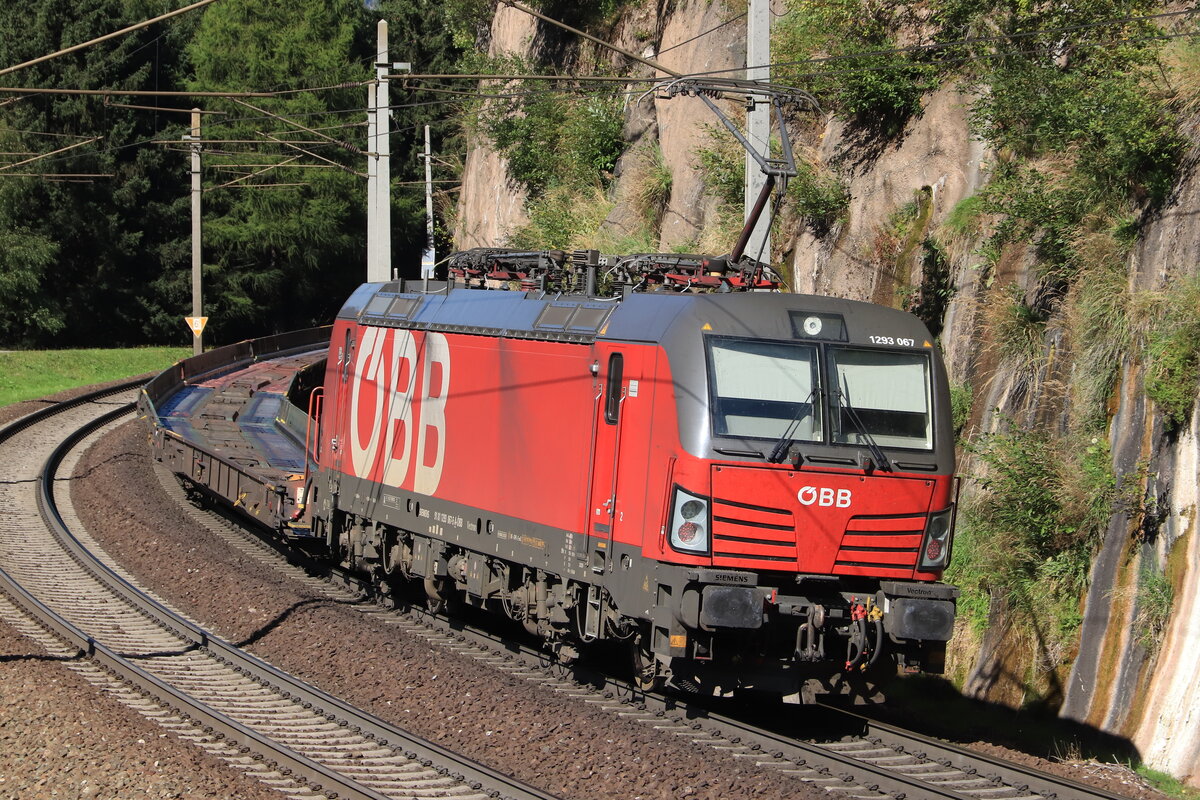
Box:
(349, 327), (449, 493)
(797, 486), (852, 508)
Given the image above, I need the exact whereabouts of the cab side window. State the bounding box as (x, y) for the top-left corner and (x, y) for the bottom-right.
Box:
(604, 353), (623, 424)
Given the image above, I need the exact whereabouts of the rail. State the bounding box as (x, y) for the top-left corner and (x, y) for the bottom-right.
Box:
(0, 383), (557, 800)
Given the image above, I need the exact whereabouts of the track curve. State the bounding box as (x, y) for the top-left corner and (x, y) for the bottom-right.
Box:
(0, 385), (557, 800)
(157, 458), (1142, 800)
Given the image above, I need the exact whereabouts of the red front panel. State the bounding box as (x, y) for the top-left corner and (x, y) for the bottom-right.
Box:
(705, 464), (950, 579)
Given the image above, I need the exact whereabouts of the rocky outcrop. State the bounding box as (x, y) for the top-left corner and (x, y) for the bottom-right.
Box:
(454, 0), (744, 252)
(650, 0), (744, 249)
(452, 5), (536, 248)
(451, 1), (1200, 786)
(1068, 141), (1200, 785)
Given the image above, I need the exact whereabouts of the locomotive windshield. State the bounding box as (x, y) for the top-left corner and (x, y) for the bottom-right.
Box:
(709, 339), (823, 440)
(830, 348), (933, 450)
(706, 338), (934, 451)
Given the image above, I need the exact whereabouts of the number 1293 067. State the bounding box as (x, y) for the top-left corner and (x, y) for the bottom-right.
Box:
(869, 335), (916, 346)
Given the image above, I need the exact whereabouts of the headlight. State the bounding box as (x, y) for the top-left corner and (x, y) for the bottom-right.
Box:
(918, 508), (954, 571)
(669, 487), (710, 554)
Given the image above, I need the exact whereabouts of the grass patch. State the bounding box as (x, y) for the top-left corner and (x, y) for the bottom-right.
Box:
(0, 347), (188, 408)
(949, 423), (1117, 699)
(1142, 273), (1200, 432)
(1136, 765), (1200, 800)
(785, 158), (850, 235)
(507, 183), (614, 251)
(1162, 35), (1200, 120)
(942, 195), (986, 240)
(632, 143), (673, 229)
(693, 125), (751, 253)
(981, 282), (1047, 371)
(1132, 562), (1174, 655)
(1064, 210), (1137, 429)
(950, 381), (972, 439)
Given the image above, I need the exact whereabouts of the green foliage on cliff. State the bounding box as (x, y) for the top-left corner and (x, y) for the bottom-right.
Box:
(1133, 562), (1174, 655)
(774, 0), (936, 136)
(949, 424), (1117, 666)
(786, 160), (851, 234)
(481, 89), (625, 194)
(1143, 274), (1200, 431)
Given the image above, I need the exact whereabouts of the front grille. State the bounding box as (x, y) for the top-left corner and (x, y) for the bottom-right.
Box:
(711, 497), (796, 565)
(833, 513), (925, 577)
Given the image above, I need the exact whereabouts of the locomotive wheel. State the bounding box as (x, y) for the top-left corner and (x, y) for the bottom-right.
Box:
(382, 538), (403, 576)
(632, 641), (665, 692)
(424, 576), (454, 615)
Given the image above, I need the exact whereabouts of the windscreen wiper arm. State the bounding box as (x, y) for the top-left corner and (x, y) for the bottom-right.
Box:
(768, 390), (816, 464)
(836, 386), (892, 472)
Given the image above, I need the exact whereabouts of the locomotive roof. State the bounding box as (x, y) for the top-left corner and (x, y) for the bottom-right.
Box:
(336, 281), (936, 347)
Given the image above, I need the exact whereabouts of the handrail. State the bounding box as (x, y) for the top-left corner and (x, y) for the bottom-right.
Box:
(295, 386), (324, 521)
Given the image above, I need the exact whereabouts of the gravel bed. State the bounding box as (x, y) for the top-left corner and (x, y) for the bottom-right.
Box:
(69, 421), (828, 800)
(0, 382), (1166, 800)
(0, 620), (281, 800)
(0, 382), (280, 800)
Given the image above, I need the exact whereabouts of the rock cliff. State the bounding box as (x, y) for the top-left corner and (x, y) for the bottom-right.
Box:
(451, 0), (1200, 786)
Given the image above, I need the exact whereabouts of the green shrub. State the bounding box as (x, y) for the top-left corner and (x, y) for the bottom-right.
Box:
(969, 38), (1181, 208)
(1145, 327), (1200, 432)
(480, 86), (624, 195)
(1144, 274), (1200, 432)
(694, 127), (743, 208)
(950, 381), (972, 438)
(1133, 563), (1174, 655)
(942, 512), (992, 637)
(958, 424), (1116, 651)
(508, 183), (613, 251)
(786, 160), (849, 234)
(773, 0), (936, 136)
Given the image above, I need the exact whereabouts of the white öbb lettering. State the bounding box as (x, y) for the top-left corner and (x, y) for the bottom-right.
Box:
(349, 328), (449, 492)
(797, 486), (852, 508)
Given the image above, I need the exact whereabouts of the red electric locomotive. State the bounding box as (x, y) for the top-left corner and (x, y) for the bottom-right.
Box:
(306, 250), (958, 701)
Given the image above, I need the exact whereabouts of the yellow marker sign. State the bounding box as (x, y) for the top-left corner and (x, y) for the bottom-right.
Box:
(702, 323), (712, 331)
(185, 316), (209, 336)
(923, 340), (932, 348)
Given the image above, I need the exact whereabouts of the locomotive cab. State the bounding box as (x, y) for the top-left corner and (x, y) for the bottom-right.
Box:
(634, 293), (959, 699)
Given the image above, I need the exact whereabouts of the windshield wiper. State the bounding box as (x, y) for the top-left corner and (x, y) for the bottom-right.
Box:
(835, 384), (892, 473)
(768, 391), (816, 464)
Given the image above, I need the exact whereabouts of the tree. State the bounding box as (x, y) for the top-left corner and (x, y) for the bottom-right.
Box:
(0, 0), (193, 347)
(183, 0), (374, 342)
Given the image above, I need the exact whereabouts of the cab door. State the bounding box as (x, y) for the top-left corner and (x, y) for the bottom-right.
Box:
(585, 348), (635, 576)
(330, 324), (356, 481)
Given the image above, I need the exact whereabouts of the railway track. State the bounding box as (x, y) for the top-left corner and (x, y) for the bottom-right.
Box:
(0, 385), (556, 800)
(155, 462), (1139, 800)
